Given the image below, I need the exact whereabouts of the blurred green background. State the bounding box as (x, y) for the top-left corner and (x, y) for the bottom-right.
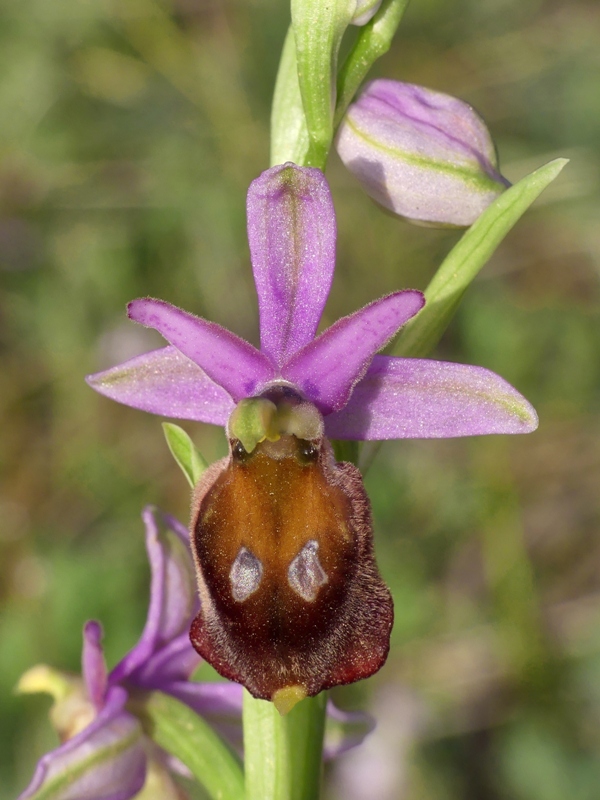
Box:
(1, 0), (599, 797)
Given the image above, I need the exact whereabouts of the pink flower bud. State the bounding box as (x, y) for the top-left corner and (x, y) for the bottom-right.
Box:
(336, 79), (510, 227)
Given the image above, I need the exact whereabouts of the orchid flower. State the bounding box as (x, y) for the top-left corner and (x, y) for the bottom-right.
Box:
(15, 507), (225, 800)
(87, 163), (537, 709)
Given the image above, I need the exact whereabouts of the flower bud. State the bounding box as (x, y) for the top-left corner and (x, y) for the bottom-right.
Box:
(335, 79), (510, 227)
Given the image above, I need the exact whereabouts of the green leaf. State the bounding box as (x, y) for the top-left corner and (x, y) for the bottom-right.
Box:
(291, 0), (356, 168)
(393, 158), (569, 358)
(243, 690), (327, 800)
(162, 423), (208, 487)
(334, 0), (410, 128)
(136, 691), (245, 800)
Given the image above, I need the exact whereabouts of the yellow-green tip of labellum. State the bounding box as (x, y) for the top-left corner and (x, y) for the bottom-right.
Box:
(272, 685), (307, 715)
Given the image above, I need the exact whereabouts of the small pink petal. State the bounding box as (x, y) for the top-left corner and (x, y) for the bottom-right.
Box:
(283, 291), (424, 413)
(128, 298), (275, 401)
(82, 621), (107, 711)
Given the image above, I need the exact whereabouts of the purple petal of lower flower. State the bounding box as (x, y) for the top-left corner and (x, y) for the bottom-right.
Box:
(86, 346), (235, 425)
(17, 687), (146, 800)
(324, 355), (538, 439)
(82, 621), (107, 711)
(247, 164), (336, 368)
(165, 679), (243, 718)
(324, 700), (376, 759)
(283, 291), (424, 414)
(110, 509), (198, 686)
(128, 298), (275, 400)
(131, 633), (201, 687)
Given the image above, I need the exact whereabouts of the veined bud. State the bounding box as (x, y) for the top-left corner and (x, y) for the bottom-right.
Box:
(335, 79), (510, 227)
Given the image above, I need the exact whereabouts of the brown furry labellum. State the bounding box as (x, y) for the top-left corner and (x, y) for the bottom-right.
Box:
(189, 397), (393, 709)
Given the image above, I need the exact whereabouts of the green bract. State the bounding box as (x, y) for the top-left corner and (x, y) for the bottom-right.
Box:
(394, 158), (569, 357)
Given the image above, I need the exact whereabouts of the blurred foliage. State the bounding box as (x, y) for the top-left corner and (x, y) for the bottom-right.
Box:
(1, 0), (599, 798)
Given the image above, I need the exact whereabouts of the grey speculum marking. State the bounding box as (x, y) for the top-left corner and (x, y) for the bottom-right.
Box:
(230, 546), (263, 602)
(288, 539), (328, 601)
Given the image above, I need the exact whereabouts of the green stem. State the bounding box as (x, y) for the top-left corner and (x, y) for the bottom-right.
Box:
(251, 4), (415, 795)
(272, 0), (410, 171)
(244, 690), (327, 800)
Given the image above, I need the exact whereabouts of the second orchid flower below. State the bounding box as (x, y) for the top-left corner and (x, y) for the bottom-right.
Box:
(88, 163), (537, 708)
